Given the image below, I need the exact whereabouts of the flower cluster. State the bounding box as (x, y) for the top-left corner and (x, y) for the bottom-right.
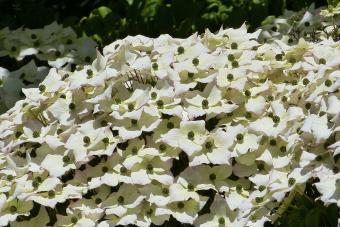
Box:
(0, 22), (97, 113)
(259, 3), (340, 43)
(0, 22), (96, 66)
(0, 22), (339, 227)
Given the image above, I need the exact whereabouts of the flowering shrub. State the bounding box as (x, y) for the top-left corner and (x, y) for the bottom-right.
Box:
(0, 21), (339, 227)
(0, 22), (97, 113)
(259, 3), (340, 43)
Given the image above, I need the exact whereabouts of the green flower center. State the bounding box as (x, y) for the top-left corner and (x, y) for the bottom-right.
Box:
(152, 62), (158, 70)
(202, 99), (209, 109)
(192, 58), (199, 66)
(38, 84), (46, 92)
(177, 46), (184, 54)
(187, 131), (195, 140)
(209, 173), (216, 181)
(177, 201), (185, 209)
(231, 42), (238, 49)
(48, 190), (55, 198)
(227, 73), (234, 81)
(218, 217), (225, 225)
(117, 196), (125, 204)
(288, 177), (296, 186)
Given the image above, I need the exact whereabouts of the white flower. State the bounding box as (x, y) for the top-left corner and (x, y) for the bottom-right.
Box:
(160, 120), (207, 156)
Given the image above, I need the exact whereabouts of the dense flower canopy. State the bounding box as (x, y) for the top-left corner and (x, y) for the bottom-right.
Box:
(0, 7), (339, 227)
(0, 22), (97, 113)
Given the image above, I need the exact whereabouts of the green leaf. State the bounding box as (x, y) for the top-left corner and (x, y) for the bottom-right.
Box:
(327, 0), (338, 7)
(89, 6), (112, 19)
(305, 208), (321, 227)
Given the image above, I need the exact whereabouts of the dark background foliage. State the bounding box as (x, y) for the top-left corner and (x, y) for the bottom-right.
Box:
(0, 0), (328, 46)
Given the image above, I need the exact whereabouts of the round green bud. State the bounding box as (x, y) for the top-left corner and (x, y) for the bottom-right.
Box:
(151, 92), (157, 99)
(236, 134), (244, 141)
(209, 173), (216, 181)
(102, 166), (109, 173)
(86, 69), (93, 76)
(227, 73), (234, 81)
(236, 184), (242, 192)
(152, 62), (158, 70)
(146, 208), (153, 216)
(255, 197), (263, 203)
(319, 58), (326, 64)
(192, 58), (199, 66)
(288, 177), (296, 186)
(57, 129), (63, 135)
(259, 185), (266, 192)
(232, 60), (239, 68)
(187, 131), (195, 140)
(69, 103), (76, 110)
(156, 100), (164, 108)
(9, 206), (17, 213)
(231, 42), (238, 49)
(166, 122), (174, 129)
(117, 196), (124, 204)
(63, 155), (71, 163)
(302, 78), (309, 85)
(187, 183), (195, 191)
(71, 217), (78, 224)
(38, 84), (46, 92)
(120, 166), (127, 173)
(205, 141), (213, 149)
(33, 131), (40, 138)
(162, 188), (169, 195)
(315, 155), (322, 161)
(177, 202), (185, 209)
(325, 79), (332, 87)
(128, 103), (134, 111)
(272, 115), (280, 123)
(83, 136), (90, 144)
(218, 217), (225, 225)
(244, 90), (251, 97)
(245, 112), (252, 119)
(269, 139), (277, 146)
(159, 143), (167, 151)
(131, 146), (138, 155)
(202, 99), (209, 108)
(275, 54), (283, 61)
(280, 146), (286, 153)
(48, 190), (55, 198)
(102, 137), (109, 144)
(305, 102), (311, 109)
(177, 46), (184, 54)
(146, 163), (153, 172)
(95, 198), (102, 204)
(228, 54), (235, 61)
